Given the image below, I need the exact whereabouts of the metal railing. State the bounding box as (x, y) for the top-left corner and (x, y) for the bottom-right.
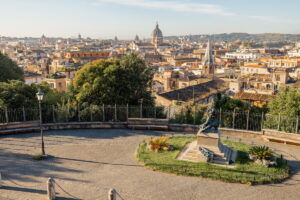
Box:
(0, 105), (299, 134)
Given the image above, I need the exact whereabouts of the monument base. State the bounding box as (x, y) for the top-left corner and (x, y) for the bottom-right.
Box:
(197, 131), (220, 147)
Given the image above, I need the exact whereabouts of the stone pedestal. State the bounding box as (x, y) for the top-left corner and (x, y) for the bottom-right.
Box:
(197, 131), (220, 148)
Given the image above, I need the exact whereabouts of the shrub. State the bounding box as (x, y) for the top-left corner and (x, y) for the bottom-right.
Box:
(148, 137), (171, 152)
(249, 146), (273, 161)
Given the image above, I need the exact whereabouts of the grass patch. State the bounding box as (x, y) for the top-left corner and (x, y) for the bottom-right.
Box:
(136, 136), (289, 185)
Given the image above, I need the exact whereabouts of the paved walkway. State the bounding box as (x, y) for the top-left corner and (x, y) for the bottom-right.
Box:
(0, 129), (299, 200)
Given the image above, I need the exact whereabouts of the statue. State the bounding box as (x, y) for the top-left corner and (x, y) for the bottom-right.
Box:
(198, 107), (219, 134)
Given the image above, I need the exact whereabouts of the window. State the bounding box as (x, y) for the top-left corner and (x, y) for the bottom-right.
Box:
(276, 75), (280, 81)
(58, 82), (62, 88)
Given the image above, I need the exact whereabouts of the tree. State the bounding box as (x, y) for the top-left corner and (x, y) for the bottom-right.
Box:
(265, 88), (300, 133)
(31, 82), (70, 107)
(0, 52), (23, 82)
(0, 80), (69, 109)
(214, 94), (250, 111)
(0, 80), (37, 109)
(214, 94), (266, 131)
(74, 53), (154, 105)
(268, 88), (300, 117)
(214, 93), (266, 113)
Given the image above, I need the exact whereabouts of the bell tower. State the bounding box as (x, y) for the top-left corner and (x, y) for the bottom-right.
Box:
(201, 40), (215, 76)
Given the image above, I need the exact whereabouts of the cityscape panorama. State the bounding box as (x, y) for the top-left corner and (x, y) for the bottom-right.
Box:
(0, 1), (300, 200)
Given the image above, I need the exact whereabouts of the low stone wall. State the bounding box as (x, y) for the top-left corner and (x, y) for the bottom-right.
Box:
(43, 122), (127, 131)
(220, 128), (263, 140)
(0, 122), (127, 136)
(169, 124), (263, 140)
(169, 125), (300, 143)
(168, 124), (198, 132)
(1, 121), (299, 144)
(0, 127), (40, 135)
(43, 122), (127, 130)
(0, 121), (39, 130)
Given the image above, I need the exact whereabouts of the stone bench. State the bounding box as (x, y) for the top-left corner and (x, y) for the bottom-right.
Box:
(127, 124), (168, 130)
(127, 118), (169, 131)
(128, 118), (169, 125)
(262, 135), (300, 146)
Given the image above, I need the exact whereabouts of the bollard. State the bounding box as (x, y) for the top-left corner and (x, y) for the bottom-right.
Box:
(108, 188), (116, 200)
(47, 177), (56, 200)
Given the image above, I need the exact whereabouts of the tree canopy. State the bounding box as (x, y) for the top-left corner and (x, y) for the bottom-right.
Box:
(74, 53), (154, 105)
(32, 82), (70, 107)
(0, 80), (37, 109)
(0, 80), (69, 109)
(268, 87), (300, 117)
(0, 52), (23, 82)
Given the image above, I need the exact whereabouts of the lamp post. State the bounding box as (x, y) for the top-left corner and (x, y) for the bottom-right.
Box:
(36, 89), (45, 156)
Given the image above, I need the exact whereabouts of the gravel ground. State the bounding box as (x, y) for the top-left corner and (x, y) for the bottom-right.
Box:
(0, 129), (299, 200)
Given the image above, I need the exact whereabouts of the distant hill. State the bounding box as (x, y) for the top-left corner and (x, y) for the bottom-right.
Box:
(165, 33), (300, 42)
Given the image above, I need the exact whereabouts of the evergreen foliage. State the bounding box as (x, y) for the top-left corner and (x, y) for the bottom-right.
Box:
(0, 52), (23, 82)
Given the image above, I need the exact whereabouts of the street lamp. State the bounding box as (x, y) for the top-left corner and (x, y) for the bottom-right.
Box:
(36, 89), (46, 156)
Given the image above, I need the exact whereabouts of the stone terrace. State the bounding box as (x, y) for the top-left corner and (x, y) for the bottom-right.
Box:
(0, 129), (300, 200)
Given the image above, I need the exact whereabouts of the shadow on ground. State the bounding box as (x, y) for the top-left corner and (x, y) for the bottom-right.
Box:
(0, 129), (173, 186)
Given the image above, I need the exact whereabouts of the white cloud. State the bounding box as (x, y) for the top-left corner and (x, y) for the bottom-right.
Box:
(100, 0), (235, 16)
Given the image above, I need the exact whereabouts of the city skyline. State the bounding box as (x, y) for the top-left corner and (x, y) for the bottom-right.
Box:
(1, 0), (300, 39)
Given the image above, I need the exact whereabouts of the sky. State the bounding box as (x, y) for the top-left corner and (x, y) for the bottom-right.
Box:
(1, 0), (300, 39)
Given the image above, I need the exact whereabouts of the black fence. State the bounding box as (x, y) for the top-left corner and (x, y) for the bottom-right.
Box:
(0, 105), (299, 134)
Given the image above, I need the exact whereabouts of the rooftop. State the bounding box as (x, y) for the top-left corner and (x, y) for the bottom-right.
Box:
(158, 79), (228, 102)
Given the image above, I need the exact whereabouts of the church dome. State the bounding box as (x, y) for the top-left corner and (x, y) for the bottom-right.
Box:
(152, 23), (163, 38)
(151, 23), (163, 47)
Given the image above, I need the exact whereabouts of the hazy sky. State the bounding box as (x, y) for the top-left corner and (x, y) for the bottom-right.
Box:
(1, 0), (300, 39)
